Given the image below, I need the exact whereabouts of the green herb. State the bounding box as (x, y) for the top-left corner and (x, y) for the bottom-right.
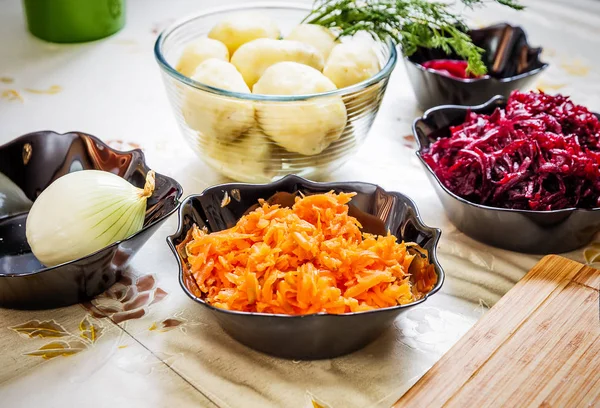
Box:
(303, 0), (524, 75)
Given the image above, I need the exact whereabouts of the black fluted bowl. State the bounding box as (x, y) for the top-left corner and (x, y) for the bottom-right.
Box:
(0, 131), (183, 309)
(404, 23), (548, 111)
(413, 96), (600, 254)
(167, 175), (444, 360)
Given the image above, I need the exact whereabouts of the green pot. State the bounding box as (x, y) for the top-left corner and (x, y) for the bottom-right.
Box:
(23, 0), (126, 43)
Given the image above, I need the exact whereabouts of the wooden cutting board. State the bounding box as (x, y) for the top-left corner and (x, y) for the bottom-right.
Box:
(394, 255), (600, 408)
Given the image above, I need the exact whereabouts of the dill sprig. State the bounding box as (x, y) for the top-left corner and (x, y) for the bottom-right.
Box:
(303, 0), (524, 75)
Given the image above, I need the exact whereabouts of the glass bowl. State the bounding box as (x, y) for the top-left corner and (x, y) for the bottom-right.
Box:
(154, 2), (397, 183)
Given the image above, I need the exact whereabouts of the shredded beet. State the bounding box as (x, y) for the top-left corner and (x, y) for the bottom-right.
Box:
(422, 91), (600, 210)
(421, 59), (483, 79)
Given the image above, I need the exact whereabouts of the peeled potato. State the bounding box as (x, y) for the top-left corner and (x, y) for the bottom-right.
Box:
(323, 41), (381, 89)
(253, 62), (347, 156)
(208, 12), (280, 55)
(231, 39), (324, 88)
(182, 59), (254, 143)
(285, 24), (338, 60)
(202, 127), (273, 183)
(176, 37), (229, 77)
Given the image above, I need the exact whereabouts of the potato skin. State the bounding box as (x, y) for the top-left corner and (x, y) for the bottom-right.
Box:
(231, 39), (325, 88)
(182, 59), (255, 143)
(253, 62), (347, 156)
(208, 12), (280, 55)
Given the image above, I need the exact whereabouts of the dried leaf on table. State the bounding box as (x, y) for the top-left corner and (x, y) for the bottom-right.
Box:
(535, 79), (566, 92)
(24, 340), (87, 360)
(1, 89), (23, 102)
(10, 320), (70, 338)
(24, 85), (62, 95)
(560, 59), (590, 76)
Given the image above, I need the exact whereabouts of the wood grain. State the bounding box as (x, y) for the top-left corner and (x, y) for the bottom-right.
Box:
(573, 264), (600, 289)
(394, 255), (600, 408)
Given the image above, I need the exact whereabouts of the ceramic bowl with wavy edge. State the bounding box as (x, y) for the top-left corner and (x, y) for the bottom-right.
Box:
(167, 175), (444, 359)
(413, 95), (600, 254)
(0, 131), (183, 309)
(404, 23), (548, 111)
(154, 2), (397, 183)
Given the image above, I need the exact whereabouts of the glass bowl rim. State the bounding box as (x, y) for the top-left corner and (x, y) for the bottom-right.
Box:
(153, 1), (398, 102)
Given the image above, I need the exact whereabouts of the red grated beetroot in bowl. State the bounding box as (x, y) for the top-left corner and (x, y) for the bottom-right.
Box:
(422, 91), (600, 211)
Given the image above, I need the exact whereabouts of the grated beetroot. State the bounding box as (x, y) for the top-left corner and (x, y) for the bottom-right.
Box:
(422, 91), (600, 211)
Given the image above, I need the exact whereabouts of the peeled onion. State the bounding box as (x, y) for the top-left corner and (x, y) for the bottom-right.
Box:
(26, 170), (155, 267)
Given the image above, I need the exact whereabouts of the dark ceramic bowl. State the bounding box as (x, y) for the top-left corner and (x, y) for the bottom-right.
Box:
(0, 131), (183, 309)
(404, 23), (548, 111)
(167, 175), (444, 360)
(413, 96), (600, 254)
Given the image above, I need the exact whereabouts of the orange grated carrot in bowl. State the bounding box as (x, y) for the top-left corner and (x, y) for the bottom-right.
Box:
(177, 191), (437, 315)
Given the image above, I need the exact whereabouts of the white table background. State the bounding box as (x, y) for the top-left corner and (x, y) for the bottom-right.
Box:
(1, 0), (599, 407)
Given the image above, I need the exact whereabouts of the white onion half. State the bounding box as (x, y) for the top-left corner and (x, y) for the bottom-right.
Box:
(26, 170), (155, 267)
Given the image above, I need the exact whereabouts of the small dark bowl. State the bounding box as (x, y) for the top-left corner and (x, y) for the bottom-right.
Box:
(167, 175), (444, 360)
(404, 23), (548, 111)
(0, 131), (183, 309)
(413, 96), (600, 254)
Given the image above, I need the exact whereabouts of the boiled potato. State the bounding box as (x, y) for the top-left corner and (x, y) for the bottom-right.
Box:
(323, 41), (381, 88)
(182, 59), (254, 142)
(231, 39), (324, 88)
(202, 127), (273, 183)
(176, 37), (229, 77)
(285, 24), (338, 60)
(253, 62), (347, 156)
(208, 12), (280, 55)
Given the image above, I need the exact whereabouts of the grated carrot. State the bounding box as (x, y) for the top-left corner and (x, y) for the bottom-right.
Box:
(178, 192), (437, 315)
